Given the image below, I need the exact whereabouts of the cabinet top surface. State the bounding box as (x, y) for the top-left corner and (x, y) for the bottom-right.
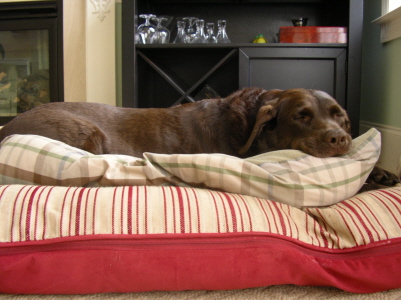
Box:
(136, 43), (347, 49)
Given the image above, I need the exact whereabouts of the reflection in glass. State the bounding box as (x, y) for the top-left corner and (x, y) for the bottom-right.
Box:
(0, 29), (49, 116)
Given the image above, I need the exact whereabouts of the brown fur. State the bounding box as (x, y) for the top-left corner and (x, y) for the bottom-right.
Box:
(0, 87), (398, 190)
(0, 87), (353, 158)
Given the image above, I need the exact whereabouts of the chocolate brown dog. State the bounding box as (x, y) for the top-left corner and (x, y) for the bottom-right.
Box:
(0, 87), (397, 189)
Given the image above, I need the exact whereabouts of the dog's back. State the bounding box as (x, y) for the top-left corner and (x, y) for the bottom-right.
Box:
(0, 100), (240, 157)
(0, 102), (183, 156)
(0, 102), (114, 154)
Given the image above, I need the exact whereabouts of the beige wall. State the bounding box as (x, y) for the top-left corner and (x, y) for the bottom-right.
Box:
(63, 0), (116, 105)
(63, 0), (86, 103)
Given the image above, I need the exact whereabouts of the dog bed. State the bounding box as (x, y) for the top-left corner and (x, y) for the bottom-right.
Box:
(1, 129), (401, 294)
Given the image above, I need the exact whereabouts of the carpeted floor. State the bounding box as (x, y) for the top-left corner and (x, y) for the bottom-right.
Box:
(2, 285), (401, 300)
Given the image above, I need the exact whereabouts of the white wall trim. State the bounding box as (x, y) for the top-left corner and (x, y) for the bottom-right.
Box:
(360, 121), (401, 173)
(372, 4), (401, 43)
(360, 121), (401, 137)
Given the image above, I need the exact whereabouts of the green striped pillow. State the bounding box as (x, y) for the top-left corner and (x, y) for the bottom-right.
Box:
(0, 128), (380, 208)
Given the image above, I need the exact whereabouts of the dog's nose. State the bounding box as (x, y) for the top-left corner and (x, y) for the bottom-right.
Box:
(324, 130), (348, 148)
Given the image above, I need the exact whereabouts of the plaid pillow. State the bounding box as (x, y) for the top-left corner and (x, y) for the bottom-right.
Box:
(0, 128), (380, 207)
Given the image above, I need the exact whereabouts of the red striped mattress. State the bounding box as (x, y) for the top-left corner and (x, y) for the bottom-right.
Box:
(1, 184), (401, 294)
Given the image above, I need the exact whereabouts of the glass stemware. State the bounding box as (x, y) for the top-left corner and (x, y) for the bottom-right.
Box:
(152, 17), (170, 44)
(137, 14), (156, 44)
(173, 20), (186, 43)
(193, 19), (207, 43)
(206, 22), (217, 43)
(138, 16), (230, 44)
(216, 19), (231, 43)
(182, 17), (198, 43)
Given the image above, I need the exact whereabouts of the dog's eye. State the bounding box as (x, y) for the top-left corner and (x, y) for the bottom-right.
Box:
(331, 106), (344, 118)
(333, 112), (345, 120)
(332, 109), (343, 116)
(294, 112), (312, 123)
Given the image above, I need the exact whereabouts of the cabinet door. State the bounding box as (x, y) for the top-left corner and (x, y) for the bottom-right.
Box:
(239, 47), (347, 107)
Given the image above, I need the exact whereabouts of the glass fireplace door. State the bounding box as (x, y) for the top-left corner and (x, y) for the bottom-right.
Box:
(0, 13), (60, 124)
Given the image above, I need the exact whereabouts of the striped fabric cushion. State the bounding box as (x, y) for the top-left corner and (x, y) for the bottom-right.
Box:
(1, 185), (401, 248)
(0, 128), (380, 207)
(1, 184), (401, 294)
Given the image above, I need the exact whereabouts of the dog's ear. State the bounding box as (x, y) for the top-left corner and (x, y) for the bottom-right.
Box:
(258, 89), (283, 104)
(239, 90), (283, 155)
(239, 104), (277, 155)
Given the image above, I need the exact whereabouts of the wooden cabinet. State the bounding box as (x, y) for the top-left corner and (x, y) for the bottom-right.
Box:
(122, 0), (363, 134)
(239, 46), (347, 106)
(136, 45), (239, 108)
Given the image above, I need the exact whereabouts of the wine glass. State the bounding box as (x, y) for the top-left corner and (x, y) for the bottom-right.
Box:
(193, 19), (207, 43)
(183, 17), (198, 43)
(173, 20), (186, 43)
(216, 20), (231, 43)
(206, 22), (217, 43)
(152, 17), (170, 44)
(137, 14), (156, 44)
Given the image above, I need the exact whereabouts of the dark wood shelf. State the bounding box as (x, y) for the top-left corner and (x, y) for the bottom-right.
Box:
(135, 43), (348, 49)
(122, 0), (362, 134)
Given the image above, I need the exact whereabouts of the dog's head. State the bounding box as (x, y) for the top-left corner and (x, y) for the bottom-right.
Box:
(239, 88), (352, 158)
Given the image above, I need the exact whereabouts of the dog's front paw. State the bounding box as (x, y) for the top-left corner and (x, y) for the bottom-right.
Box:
(359, 166), (400, 193)
(367, 165), (400, 186)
